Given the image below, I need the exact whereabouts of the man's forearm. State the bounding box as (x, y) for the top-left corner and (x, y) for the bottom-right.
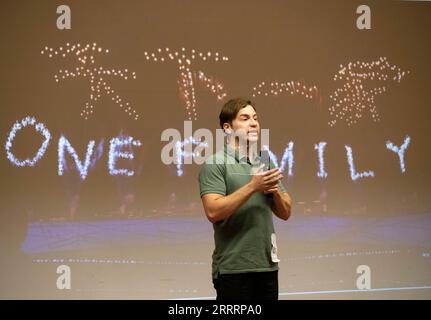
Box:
(272, 189), (292, 220)
(207, 182), (256, 223)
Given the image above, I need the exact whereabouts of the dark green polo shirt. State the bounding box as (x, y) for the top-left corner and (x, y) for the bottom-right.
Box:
(198, 143), (287, 279)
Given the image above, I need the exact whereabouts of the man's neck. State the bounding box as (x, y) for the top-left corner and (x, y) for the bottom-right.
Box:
(228, 139), (259, 162)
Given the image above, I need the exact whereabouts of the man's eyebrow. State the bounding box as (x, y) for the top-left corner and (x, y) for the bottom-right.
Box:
(239, 113), (257, 117)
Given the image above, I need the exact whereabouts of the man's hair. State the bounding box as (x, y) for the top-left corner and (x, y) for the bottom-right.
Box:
(219, 98), (256, 129)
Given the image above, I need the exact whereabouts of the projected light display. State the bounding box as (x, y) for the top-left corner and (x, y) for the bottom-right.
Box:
(386, 135), (411, 174)
(108, 136), (142, 176)
(6, 116), (142, 178)
(252, 81), (318, 100)
(4, 115), (413, 181)
(175, 137), (209, 176)
(144, 48), (228, 120)
(58, 136), (95, 180)
(1, 0), (430, 301)
(262, 143), (295, 176)
(329, 57), (410, 127)
(345, 145), (375, 181)
(315, 142), (328, 178)
(41, 43), (139, 120)
(5, 116), (52, 167)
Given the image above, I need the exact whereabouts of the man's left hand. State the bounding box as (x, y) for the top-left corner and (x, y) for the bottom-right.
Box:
(263, 184), (279, 194)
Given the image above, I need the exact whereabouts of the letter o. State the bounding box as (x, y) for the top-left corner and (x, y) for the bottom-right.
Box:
(5, 116), (51, 167)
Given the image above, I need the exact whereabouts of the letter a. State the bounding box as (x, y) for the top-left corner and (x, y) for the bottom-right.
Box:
(356, 5), (371, 30)
(56, 265), (71, 290)
(356, 265), (371, 290)
(56, 5), (71, 30)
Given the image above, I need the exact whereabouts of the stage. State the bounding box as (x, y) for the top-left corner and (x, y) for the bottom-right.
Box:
(10, 212), (430, 299)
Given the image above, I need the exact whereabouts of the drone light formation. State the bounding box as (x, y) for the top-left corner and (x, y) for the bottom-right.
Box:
(175, 136), (209, 176)
(262, 142), (295, 176)
(144, 47), (228, 120)
(196, 71), (226, 101)
(386, 135), (411, 173)
(5, 116), (52, 167)
(345, 145), (375, 181)
(41, 43), (139, 120)
(58, 136), (95, 180)
(108, 136), (142, 176)
(315, 142), (328, 178)
(252, 81), (318, 101)
(4, 106), (412, 181)
(329, 57), (409, 127)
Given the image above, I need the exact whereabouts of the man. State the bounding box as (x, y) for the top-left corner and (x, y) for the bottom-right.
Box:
(198, 98), (292, 300)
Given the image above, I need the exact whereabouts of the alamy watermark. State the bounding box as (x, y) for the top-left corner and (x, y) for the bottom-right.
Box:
(161, 121), (270, 168)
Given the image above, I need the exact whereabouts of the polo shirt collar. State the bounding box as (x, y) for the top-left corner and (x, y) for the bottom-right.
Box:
(224, 143), (260, 164)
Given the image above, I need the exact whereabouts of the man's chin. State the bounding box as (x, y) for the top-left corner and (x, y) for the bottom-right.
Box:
(247, 135), (259, 142)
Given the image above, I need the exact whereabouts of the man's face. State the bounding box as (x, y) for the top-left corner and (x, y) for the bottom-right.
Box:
(228, 105), (260, 143)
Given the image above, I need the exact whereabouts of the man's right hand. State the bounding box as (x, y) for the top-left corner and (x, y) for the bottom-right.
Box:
(249, 164), (283, 193)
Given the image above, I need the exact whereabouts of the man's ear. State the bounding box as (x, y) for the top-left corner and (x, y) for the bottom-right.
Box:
(223, 123), (232, 135)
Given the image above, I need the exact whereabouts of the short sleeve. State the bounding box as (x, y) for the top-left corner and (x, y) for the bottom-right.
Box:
(198, 162), (226, 197)
(268, 158), (287, 193)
